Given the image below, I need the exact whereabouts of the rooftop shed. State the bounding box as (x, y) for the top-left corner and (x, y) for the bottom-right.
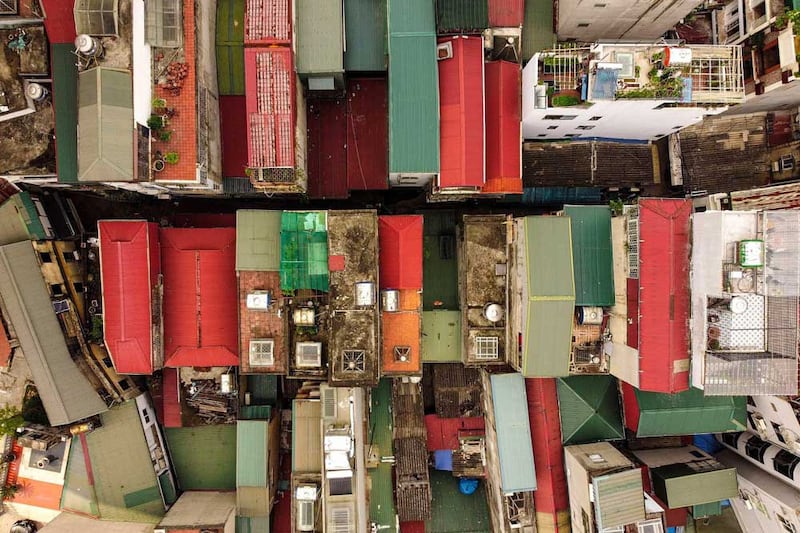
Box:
(557, 375), (624, 445)
(279, 211), (328, 292)
(236, 210), (282, 271)
(99, 220), (162, 375)
(237, 418), (279, 517)
(344, 0), (387, 71)
(437, 36), (485, 191)
(165, 425), (237, 490)
(488, 373), (536, 492)
(295, 0), (344, 89)
(563, 205), (615, 307)
(482, 60), (522, 195)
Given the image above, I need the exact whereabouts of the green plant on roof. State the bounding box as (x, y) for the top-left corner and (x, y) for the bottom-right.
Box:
(147, 114), (165, 131)
(164, 151), (180, 165)
(157, 129), (173, 142)
(552, 94), (580, 107)
(1, 483), (21, 501)
(775, 10), (800, 32)
(0, 406), (23, 437)
(152, 97), (167, 109)
(88, 314), (103, 342)
(609, 198), (624, 216)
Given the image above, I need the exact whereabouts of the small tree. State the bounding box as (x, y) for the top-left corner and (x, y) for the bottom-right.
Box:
(0, 406), (24, 436)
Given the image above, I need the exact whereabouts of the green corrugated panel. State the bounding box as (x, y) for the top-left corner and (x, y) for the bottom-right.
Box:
(237, 420), (269, 487)
(16, 193), (46, 240)
(240, 405), (273, 420)
(522, 0), (555, 61)
(593, 469), (645, 530)
(165, 425), (237, 490)
(652, 465), (738, 508)
(158, 471), (178, 505)
(237, 516), (271, 533)
(216, 0), (245, 94)
(52, 44), (78, 183)
(693, 501), (723, 518)
(421, 310), (462, 362)
(564, 205), (615, 307)
(236, 210), (282, 271)
(247, 374), (279, 405)
(369, 379), (397, 530)
(523, 216), (575, 377)
(389, 34), (439, 175)
(296, 0), (344, 75)
(389, 0), (435, 34)
(423, 234), (458, 310)
(436, 0), (488, 34)
(344, 0), (387, 71)
(490, 373), (536, 493)
(426, 469), (491, 532)
(557, 376), (623, 445)
(280, 211), (329, 292)
(0, 194), (42, 245)
(634, 388), (747, 437)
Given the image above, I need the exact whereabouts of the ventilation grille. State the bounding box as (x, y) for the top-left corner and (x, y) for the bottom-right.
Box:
(394, 346), (411, 362)
(321, 387), (336, 419)
(249, 339), (274, 366)
(342, 350), (365, 372)
(474, 337), (499, 360)
(626, 210), (640, 279)
(329, 505), (352, 533)
(0, 0), (17, 15)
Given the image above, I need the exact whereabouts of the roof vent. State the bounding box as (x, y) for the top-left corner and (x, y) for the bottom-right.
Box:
(394, 346), (411, 362)
(483, 303), (504, 323)
(342, 350), (365, 372)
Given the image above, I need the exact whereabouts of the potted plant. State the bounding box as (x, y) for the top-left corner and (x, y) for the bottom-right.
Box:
(152, 158), (166, 172)
(157, 129), (173, 142)
(164, 151), (180, 165)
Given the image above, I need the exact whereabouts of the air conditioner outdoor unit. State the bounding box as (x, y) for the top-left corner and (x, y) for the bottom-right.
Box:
(246, 291), (270, 310)
(779, 426), (800, 453)
(249, 339), (275, 367)
(297, 499), (316, 531)
(751, 413), (769, 438)
(296, 342), (322, 368)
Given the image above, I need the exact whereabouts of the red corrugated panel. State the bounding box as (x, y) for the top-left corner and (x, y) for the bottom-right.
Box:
(768, 113), (793, 146)
(171, 213), (237, 228)
(39, 0), (77, 43)
(162, 367), (183, 427)
(99, 221), (160, 375)
(346, 78), (388, 191)
(488, 0), (524, 27)
(424, 415), (485, 451)
(438, 36), (485, 189)
(378, 216), (423, 290)
(482, 61), (522, 194)
(638, 198), (692, 393)
(272, 483), (292, 533)
(400, 522), (425, 533)
(0, 320), (10, 367)
(525, 378), (569, 524)
(620, 381), (641, 434)
(161, 228), (239, 367)
(307, 97), (349, 199)
(245, 48), (295, 169)
(220, 96), (248, 178)
(244, 0), (292, 45)
(626, 278), (639, 349)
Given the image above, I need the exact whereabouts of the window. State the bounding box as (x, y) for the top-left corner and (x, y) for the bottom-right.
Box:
(577, 23), (590, 27)
(747, 396), (756, 406)
(145, 0), (183, 48)
(547, 125), (559, 130)
(777, 514), (797, 533)
(0, 1), (17, 15)
(475, 337), (499, 360)
(589, 116), (602, 121)
(564, 133), (582, 138)
(39, 252), (52, 263)
(141, 408), (150, 424)
(594, 2), (607, 6)
(329, 476), (353, 496)
(773, 450), (800, 480)
(544, 115), (577, 120)
(576, 125), (595, 130)
(119, 380), (130, 391)
(103, 357), (113, 368)
(774, 422), (787, 443)
(249, 339), (275, 367)
(689, 450), (705, 459)
(50, 284), (64, 297)
(73, 282), (85, 293)
(74, 0), (119, 36)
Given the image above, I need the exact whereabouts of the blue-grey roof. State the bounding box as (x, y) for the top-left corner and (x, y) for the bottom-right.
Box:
(489, 373), (537, 492)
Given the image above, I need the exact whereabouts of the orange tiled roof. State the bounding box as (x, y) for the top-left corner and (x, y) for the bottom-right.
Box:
(381, 290), (421, 375)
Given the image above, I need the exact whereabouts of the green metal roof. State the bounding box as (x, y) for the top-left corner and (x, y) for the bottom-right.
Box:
(651, 464), (738, 508)
(236, 516), (270, 532)
(369, 379), (397, 531)
(296, 0), (344, 76)
(490, 373), (537, 493)
(85, 400), (165, 523)
(522, 0), (555, 62)
(423, 234), (458, 310)
(237, 420), (269, 487)
(246, 374), (279, 405)
(165, 425), (237, 490)
(522, 216), (575, 377)
(422, 310), (462, 362)
(216, 0), (245, 95)
(436, 0), (488, 34)
(344, 0), (387, 71)
(280, 211), (329, 292)
(426, 469), (491, 533)
(52, 43), (78, 183)
(564, 206), (615, 307)
(388, 33), (439, 175)
(0, 194), (38, 245)
(236, 210), (282, 271)
(62, 436), (99, 516)
(557, 375), (624, 444)
(592, 469), (645, 531)
(388, 0), (436, 34)
(631, 388), (747, 437)
(77, 67), (134, 181)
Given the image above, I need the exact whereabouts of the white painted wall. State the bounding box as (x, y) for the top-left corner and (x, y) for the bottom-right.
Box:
(131, 0), (152, 126)
(747, 395), (800, 453)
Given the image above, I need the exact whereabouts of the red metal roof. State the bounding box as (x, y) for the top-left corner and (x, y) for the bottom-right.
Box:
(424, 415), (485, 451)
(161, 227), (239, 367)
(161, 367), (183, 427)
(378, 216), (423, 290)
(637, 198), (692, 393)
(0, 319), (10, 368)
(626, 278), (639, 349)
(620, 381), (641, 434)
(526, 378), (569, 530)
(245, 47), (295, 169)
(220, 96), (248, 178)
(482, 61), (522, 194)
(245, 0), (292, 45)
(39, 0), (77, 43)
(98, 221), (160, 375)
(400, 522), (425, 533)
(346, 78), (388, 191)
(438, 36), (485, 189)
(488, 0), (524, 27)
(307, 97), (348, 199)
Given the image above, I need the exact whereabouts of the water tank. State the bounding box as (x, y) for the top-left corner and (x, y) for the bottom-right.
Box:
(293, 307), (315, 326)
(355, 281), (375, 306)
(25, 82), (48, 102)
(75, 34), (102, 56)
(483, 303), (504, 323)
(577, 306), (603, 325)
(381, 289), (399, 312)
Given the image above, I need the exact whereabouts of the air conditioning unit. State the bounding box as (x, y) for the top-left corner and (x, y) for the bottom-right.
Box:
(296, 342), (322, 368)
(246, 291), (270, 310)
(297, 499), (316, 531)
(779, 426), (800, 453)
(328, 504), (354, 533)
(751, 413), (769, 438)
(153, 529), (166, 533)
(249, 339), (275, 367)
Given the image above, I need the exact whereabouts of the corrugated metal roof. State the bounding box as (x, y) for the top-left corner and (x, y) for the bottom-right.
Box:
(77, 68), (134, 182)
(426, 469), (491, 532)
(346, 77), (389, 190)
(557, 375), (624, 444)
(280, 211), (329, 292)
(161, 228), (239, 367)
(159, 491), (236, 527)
(388, 33), (440, 175)
(370, 379), (397, 528)
(522, 0), (555, 61)
(0, 195), (33, 245)
(52, 43), (78, 183)
(99, 221), (160, 375)
(306, 97), (349, 199)
(379, 215), (423, 290)
(522, 217), (575, 377)
(436, 0), (488, 34)
(389, 0), (436, 34)
(220, 96), (248, 177)
(245, 48), (295, 169)
(161, 368), (182, 427)
(237, 420), (269, 487)
(424, 414), (484, 451)
(482, 61), (522, 194)
(295, 0), (343, 75)
(421, 310), (462, 362)
(652, 463), (738, 508)
(40, 513), (152, 533)
(244, 0), (291, 45)
(488, 0), (524, 27)
(165, 426), (238, 490)
(593, 469), (645, 530)
(622, 381), (746, 437)
(637, 198), (692, 393)
(236, 516), (271, 533)
(438, 36), (484, 189)
(344, 0), (387, 71)
(490, 373), (537, 493)
(0, 242), (106, 426)
(39, 0), (77, 43)
(216, 0), (245, 95)
(236, 210), (282, 271)
(564, 205), (615, 307)
(291, 399), (321, 473)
